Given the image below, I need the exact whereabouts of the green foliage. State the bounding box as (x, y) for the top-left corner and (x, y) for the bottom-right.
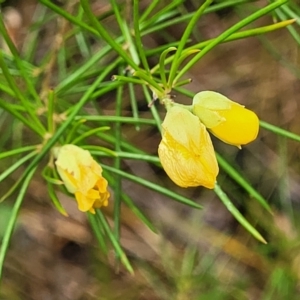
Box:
(0, 1), (300, 297)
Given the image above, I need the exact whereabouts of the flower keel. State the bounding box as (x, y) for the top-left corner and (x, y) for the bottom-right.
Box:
(192, 91), (259, 147)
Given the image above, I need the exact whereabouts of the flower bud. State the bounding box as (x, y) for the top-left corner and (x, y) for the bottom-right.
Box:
(158, 106), (218, 189)
(54, 144), (109, 213)
(192, 91), (259, 147)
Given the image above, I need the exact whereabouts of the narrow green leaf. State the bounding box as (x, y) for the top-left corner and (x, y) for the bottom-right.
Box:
(168, 0), (212, 87)
(174, 0), (289, 84)
(0, 146), (37, 160)
(140, 0), (160, 23)
(152, 20), (296, 74)
(75, 115), (156, 126)
(0, 151), (37, 183)
(260, 120), (300, 142)
(140, 0), (184, 31)
(87, 213), (108, 254)
(0, 81), (15, 97)
(0, 17), (42, 105)
(0, 52), (45, 135)
(214, 183), (267, 244)
(216, 153), (272, 214)
(0, 99), (42, 135)
(95, 210), (134, 274)
(39, 0), (99, 35)
(133, 0), (150, 73)
(112, 75), (145, 85)
(113, 83), (123, 244)
(56, 45), (113, 94)
(159, 47), (177, 87)
(142, 85), (162, 132)
(71, 126), (110, 145)
(0, 167), (37, 281)
(47, 89), (55, 134)
(80, 0), (139, 71)
(122, 193), (158, 233)
(47, 181), (68, 216)
(102, 165), (203, 209)
(110, 0), (139, 66)
(141, 0), (251, 35)
(128, 82), (141, 131)
(90, 149), (159, 164)
(84, 146), (117, 158)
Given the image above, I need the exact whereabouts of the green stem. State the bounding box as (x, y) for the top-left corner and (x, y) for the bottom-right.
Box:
(124, 21), (141, 65)
(142, 85), (162, 132)
(113, 83), (123, 245)
(133, 70), (164, 95)
(47, 89), (55, 134)
(112, 75), (145, 85)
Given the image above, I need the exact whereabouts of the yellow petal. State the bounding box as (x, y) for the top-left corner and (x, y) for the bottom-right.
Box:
(192, 91), (235, 128)
(192, 91), (259, 147)
(209, 103), (259, 146)
(75, 191), (96, 212)
(158, 106), (219, 189)
(54, 144), (109, 213)
(54, 144), (95, 193)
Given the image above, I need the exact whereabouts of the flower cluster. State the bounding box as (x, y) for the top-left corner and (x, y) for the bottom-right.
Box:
(53, 91), (258, 213)
(54, 144), (109, 214)
(158, 91), (259, 189)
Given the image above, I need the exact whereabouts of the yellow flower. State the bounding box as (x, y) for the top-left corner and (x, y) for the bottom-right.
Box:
(54, 144), (109, 214)
(158, 106), (219, 189)
(192, 91), (259, 147)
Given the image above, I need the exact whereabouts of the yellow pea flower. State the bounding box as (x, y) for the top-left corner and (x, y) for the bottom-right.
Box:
(158, 106), (219, 189)
(192, 91), (259, 147)
(54, 144), (109, 214)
